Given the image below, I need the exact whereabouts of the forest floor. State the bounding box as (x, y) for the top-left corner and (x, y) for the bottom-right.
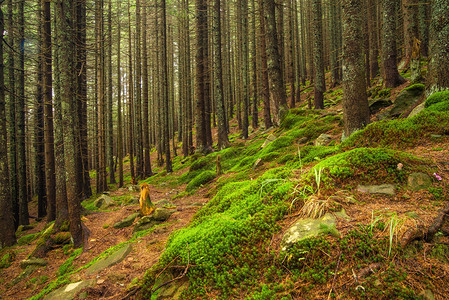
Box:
(1, 77), (449, 299)
(0, 174), (213, 300)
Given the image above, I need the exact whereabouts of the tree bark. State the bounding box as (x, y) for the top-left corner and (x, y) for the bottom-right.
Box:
(264, 0), (288, 126)
(381, 0), (405, 88)
(428, 0), (449, 92)
(341, 0), (371, 138)
(0, 6), (17, 248)
(312, 0), (325, 109)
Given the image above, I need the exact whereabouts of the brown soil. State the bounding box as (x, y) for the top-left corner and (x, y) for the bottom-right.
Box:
(0, 181), (211, 300)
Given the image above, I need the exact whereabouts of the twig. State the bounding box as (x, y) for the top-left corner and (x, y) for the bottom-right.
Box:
(151, 244), (190, 294)
(327, 254), (341, 300)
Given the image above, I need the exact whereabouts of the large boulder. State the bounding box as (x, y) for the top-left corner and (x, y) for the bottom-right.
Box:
(152, 208), (176, 221)
(93, 195), (114, 209)
(369, 98), (393, 114)
(389, 84), (425, 118)
(280, 213), (337, 251)
(86, 244), (132, 275)
(112, 213), (140, 229)
(408, 173), (432, 191)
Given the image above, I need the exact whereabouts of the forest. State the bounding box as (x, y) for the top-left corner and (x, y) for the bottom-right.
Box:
(0, 0), (448, 299)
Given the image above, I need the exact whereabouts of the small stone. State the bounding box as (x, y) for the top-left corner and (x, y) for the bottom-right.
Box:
(314, 134), (332, 147)
(97, 279), (105, 284)
(94, 195), (115, 209)
(431, 134), (442, 139)
(419, 290), (435, 300)
(408, 173), (432, 191)
(357, 184), (396, 196)
(113, 212), (139, 229)
(405, 212), (419, 219)
(408, 103), (425, 118)
(253, 158), (262, 170)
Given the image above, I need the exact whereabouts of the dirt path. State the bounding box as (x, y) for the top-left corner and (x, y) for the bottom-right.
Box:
(0, 183), (211, 300)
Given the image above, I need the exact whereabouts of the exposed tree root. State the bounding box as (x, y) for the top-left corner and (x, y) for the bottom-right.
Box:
(401, 203), (449, 248)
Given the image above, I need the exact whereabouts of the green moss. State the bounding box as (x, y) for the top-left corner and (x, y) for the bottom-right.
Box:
(299, 145), (339, 163)
(143, 167), (292, 297)
(0, 251), (15, 269)
(312, 147), (422, 186)
(425, 91), (449, 110)
(17, 232), (40, 246)
(404, 83), (425, 92)
(377, 88), (392, 98)
(342, 111), (449, 149)
(186, 170), (217, 192)
(58, 248), (82, 276)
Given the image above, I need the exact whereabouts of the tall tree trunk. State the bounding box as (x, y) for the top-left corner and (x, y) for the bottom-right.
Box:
(312, 0), (325, 109)
(0, 6), (17, 248)
(161, 0), (173, 172)
(35, 10), (47, 220)
(264, 0), (288, 126)
(418, 0), (429, 57)
(341, 0), (370, 138)
(42, 0), (56, 221)
(59, 0), (83, 248)
(381, 0), (405, 88)
(53, 8), (69, 230)
(428, 0), (449, 92)
(250, 0), (259, 128)
(7, 0), (18, 229)
(195, 0), (211, 153)
(135, 0), (143, 178)
(17, 0), (29, 226)
(127, 0), (135, 182)
(213, 0), (229, 150)
(117, 0), (124, 187)
(77, 0), (92, 199)
(367, 0), (380, 81)
(107, 0), (116, 184)
(258, 0), (272, 129)
(142, 1), (152, 178)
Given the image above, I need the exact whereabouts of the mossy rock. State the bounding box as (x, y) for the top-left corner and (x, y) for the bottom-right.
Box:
(388, 84), (425, 117)
(312, 147), (421, 186)
(425, 91), (449, 108)
(186, 170), (216, 192)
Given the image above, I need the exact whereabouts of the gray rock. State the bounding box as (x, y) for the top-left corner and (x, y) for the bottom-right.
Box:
(133, 216), (160, 233)
(20, 257), (48, 269)
(113, 212), (140, 229)
(128, 185), (140, 192)
(261, 134), (276, 148)
(357, 184), (396, 196)
(252, 158), (262, 170)
(314, 134), (332, 147)
(389, 84), (425, 118)
(334, 209), (351, 221)
(93, 195), (114, 209)
(155, 199), (175, 208)
(125, 197), (140, 205)
(152, 208), (175, 221)
(86, 244), (132, 275)
(43, 280), (96, 300)
(408, 173), (432, 190)
(418, 289), (435, 300)
(369, 98), (393, 114)
(408, 102), (425, 118)
(280, 213), (337, 251)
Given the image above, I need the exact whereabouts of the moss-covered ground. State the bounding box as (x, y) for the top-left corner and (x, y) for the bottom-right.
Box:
(1, 82), (448, 300)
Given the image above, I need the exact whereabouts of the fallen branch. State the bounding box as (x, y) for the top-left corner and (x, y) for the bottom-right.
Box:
(151, 244), (190, 294)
